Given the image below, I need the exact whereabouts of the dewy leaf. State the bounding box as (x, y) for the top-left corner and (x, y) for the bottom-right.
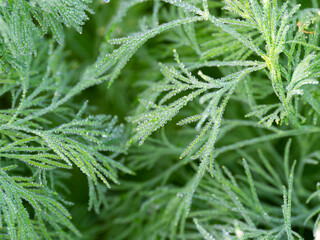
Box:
(0, 168), (80, 239)
(0, 0), (92, 58)
(282, 161), (297, 240)
(88, 16), (202, 87)
(194, 218), (216, 240)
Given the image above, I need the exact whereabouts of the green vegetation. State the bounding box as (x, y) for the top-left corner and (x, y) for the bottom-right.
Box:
(2, 0), (320, 239)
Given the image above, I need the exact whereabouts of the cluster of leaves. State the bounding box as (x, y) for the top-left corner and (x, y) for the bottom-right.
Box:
(94, 0), (320, 239)
(0, 0), (130, 239)
(3, 0), (320, 239)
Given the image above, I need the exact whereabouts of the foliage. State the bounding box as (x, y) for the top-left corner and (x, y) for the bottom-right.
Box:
(99, 0), (320, 239)
(0, 0), (129, 239)
(3, 0), (320, 239)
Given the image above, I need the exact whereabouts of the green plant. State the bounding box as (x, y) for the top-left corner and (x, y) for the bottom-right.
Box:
(2, 0), (320, 239)
(0, 0), (130, 239)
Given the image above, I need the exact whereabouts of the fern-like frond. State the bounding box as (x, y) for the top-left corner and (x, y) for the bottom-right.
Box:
(0, 167), (80, 239)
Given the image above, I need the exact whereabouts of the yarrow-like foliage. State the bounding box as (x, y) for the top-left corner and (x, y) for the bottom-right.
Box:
(3, 0), (320, 239)
(92, 0), (320, 239)
(0, 0), (131, 239)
